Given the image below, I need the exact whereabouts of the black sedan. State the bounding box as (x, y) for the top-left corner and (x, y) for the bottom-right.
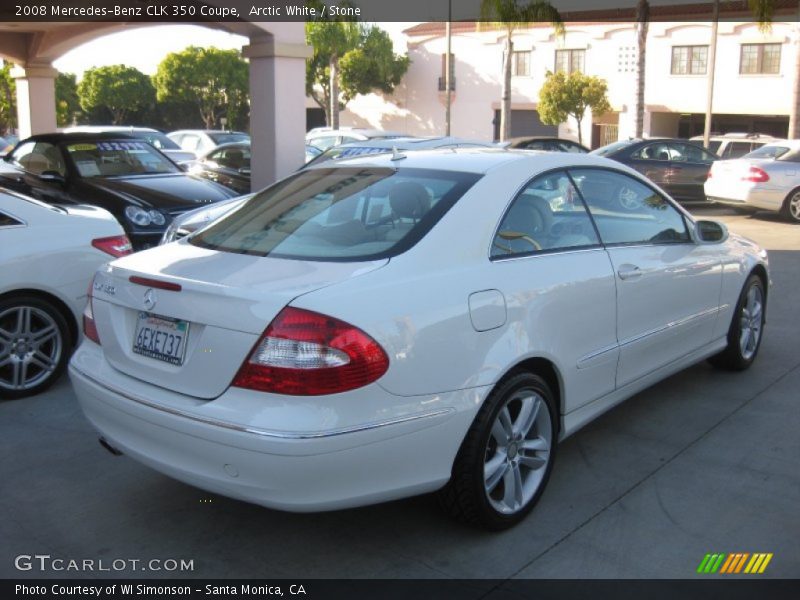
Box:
(185, 142), (251, 194)
(590, 138), (719, 202)
(0, 133), (237, 249)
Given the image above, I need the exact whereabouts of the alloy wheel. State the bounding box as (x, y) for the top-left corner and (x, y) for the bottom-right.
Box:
(0, 305), (63, 392)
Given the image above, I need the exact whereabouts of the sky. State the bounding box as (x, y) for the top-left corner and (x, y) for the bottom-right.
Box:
(52, 23), (416, 79)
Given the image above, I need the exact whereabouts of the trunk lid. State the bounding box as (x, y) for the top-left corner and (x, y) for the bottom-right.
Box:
(90, 241), (387, 399)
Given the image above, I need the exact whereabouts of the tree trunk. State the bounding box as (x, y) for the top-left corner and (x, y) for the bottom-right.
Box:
(574, 114), (583, 145)
(500, 33), (513, 142)
(330, 55), (340, 130)
(789, 22), (800, 139)
(634, 0), (649, 139)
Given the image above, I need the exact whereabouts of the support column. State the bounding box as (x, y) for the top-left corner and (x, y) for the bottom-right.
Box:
(243, 37), (312, 190)
(11, 64), (58, 139)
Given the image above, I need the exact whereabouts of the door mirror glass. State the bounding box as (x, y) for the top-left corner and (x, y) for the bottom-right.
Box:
(695, 220), (728, 243)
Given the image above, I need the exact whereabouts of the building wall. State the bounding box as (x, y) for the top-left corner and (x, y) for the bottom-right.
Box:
(337, 21), (798, 145)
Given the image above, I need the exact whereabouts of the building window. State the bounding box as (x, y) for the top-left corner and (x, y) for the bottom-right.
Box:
(671, 46), (708, 75)
(555, 49), (585, 74)
(740, 43), (781, 74)
(439, 53), (455, 91)
(511, 50), (531, 76)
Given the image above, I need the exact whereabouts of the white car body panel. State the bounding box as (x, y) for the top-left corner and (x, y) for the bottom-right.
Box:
(69, 149), (769, 512)
(0, 193), (126, 335)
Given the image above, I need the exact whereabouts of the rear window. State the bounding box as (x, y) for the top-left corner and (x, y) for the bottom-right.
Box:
(190, 167), (481, 261)
(745, 145), (790, 160)
(590, 141), (634, 157)
(209, 133), (250, 145)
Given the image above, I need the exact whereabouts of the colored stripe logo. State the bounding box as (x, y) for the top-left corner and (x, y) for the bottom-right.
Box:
(697, 553), (773, 574)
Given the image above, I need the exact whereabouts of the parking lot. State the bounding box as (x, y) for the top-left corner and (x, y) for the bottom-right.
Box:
(1, 205), (798, 583)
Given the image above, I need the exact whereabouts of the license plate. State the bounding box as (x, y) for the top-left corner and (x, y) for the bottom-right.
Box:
(132, 312), (189, 366)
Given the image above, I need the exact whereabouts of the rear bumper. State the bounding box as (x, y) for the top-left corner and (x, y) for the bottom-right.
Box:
(704, 184), (785, 212)
(69, 342), (485, 512)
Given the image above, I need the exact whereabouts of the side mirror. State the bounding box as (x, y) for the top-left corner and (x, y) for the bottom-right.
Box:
(39, 170), (66, 186)
(695, 219), (728, 244)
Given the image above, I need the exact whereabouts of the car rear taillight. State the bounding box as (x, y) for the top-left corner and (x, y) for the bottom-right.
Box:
(232, 307), (389, 396)
(92, 235), (133, 257)
(741, 167), (769, 183)
(83, 280), (101, 345)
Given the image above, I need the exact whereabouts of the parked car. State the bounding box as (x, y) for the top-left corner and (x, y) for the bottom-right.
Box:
(705, 140), (800, 222)
(1, 189), (131, 399)
(70, 149), (768, 529)
(160, 195), (250, 244)
(0, 133), (238, 250)
(184, 142), (251, 194)
(305, 127), (404, 152)
(64, 126), (196, 163)
(167, 130), (250, 157)
(306, 136), (498, 167)
(506, 136), (589, 153)
(690, 132), (781, 160)
(591, 138), (719, 202)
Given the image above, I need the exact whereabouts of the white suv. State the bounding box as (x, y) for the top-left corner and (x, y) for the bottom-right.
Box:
(691, 133), (782, 159)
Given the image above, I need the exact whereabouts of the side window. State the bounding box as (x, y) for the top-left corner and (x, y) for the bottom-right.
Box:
(669, 142), (715, 163)
(179, 135), (202, 152)
(722, 142), (751, 159)
(12, 141), (65, 176)
(0, 211), (24, 227)
(569, 168), (691, 246)
(634, 143), (671, 161)
(491, 171), (600, 258)
(212, 147), (250, 170)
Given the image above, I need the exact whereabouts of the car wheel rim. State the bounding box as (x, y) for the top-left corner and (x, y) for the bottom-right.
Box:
(790, 193), (800, 221)
(0, 306), (62, 392)
(739, 285), (763, 361)
(619, 187), (641, 210)
(484, 389), (552, 515)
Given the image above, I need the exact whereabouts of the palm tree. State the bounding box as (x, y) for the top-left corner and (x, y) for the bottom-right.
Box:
(634, 0), (649, 139)
(480, 0), (562, 142)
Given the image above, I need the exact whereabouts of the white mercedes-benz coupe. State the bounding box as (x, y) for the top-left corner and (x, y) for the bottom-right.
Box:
(1, 190), (131, 399)
(69, 149), (769, 529)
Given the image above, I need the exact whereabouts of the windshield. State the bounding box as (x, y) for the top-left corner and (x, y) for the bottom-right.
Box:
(744, 145), (790, 160)
(590, 141), (634, 156)
(130, 131), (181, 150)
(190, 166), (481, 261)
(65, 140), (180, 177)
(209, 132), (250, 145)
(305, 145), (392, 167)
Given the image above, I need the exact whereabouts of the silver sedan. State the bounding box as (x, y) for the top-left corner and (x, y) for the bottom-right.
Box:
(705, 140), (800, 222)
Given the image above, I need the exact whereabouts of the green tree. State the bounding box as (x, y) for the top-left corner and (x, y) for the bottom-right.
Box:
(56, 72), (82, 127)
(153, 47), (248, 130)
(306, 21), (409, 129)
(538, 71), (611, 146)
(0, 61), (16, 136)
(480, 0), (562, 142)
(78, 65), (154, 125)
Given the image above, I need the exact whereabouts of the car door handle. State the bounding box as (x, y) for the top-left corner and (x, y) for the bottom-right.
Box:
(617, 265), (642, 280)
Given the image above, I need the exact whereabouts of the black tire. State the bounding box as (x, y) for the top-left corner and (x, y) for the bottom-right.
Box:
(0, 294), (72, 400)
(439, 372), (557, 530)
(780, 189), (800, 223)
(708, 275), (766, 371)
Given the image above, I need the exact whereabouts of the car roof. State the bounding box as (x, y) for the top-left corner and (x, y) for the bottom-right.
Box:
(63, 126), (160, 133)
(334, 136), (491, 150)
(18, 132), (139, 144)
(169, 130), (248, 135)
(306, 128), (404, 139)
(760, 139), (800, 149)
(306, 146), (623, 174)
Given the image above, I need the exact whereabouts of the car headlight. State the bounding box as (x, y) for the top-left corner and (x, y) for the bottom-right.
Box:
(124, 206), (166, 227)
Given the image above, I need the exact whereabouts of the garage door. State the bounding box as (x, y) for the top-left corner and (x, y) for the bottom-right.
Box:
(493, 109), (557, 140)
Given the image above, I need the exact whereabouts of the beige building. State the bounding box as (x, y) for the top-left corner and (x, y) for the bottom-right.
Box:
(337, 16), (797, 148)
